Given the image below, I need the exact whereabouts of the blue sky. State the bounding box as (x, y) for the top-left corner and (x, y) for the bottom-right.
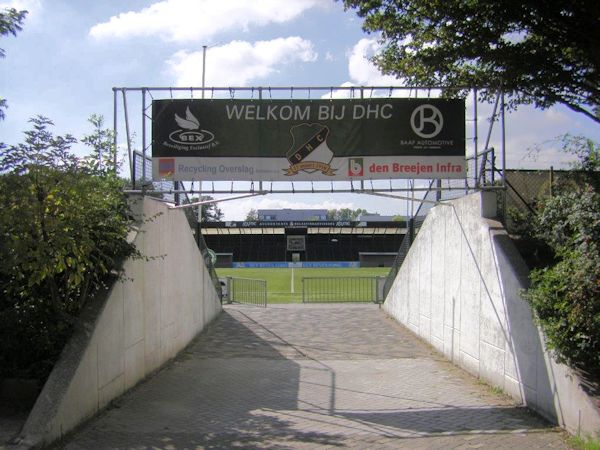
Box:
(1, 0), (599, 220)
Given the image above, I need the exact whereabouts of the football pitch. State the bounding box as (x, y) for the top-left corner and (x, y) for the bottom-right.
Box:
(216, 267), (390, 303)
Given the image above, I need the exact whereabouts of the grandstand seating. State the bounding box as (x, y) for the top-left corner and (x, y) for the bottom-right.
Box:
(203, 231), (404, 263)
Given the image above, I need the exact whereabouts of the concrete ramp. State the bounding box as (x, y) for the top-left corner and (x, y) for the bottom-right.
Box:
(14, 197), (222, 448)
(384, 191), (600, 435)
(55, 304), (566, 448)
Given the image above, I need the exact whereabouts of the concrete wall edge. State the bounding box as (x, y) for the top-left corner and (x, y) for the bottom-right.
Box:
(13, 197), (222, 449)
(383, 191), (600, 436)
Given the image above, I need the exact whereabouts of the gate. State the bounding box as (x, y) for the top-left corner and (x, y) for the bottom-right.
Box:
(224, 277), (267, 308)
(302, 277), (384, 304)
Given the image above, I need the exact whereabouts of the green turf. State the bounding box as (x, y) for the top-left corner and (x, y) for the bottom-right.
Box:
(216, 267), (390, 303)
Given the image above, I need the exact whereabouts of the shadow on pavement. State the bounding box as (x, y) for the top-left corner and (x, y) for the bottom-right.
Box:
(55, 306), (565, 449)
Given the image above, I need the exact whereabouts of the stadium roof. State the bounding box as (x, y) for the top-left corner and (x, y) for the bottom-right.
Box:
(201, 220), (407, 235)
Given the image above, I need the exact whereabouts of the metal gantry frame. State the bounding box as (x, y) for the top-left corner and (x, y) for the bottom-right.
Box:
(113, 85), (506, 200)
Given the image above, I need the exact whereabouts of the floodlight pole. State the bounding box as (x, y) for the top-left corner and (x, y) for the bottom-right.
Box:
(197, 45), (208, 246)
(113, 88), (118, 175)
(122, 89), (134, 183)
(202, 45), (207, 94)
(142, 88), (147, 187)
(473, 88), (478, 188)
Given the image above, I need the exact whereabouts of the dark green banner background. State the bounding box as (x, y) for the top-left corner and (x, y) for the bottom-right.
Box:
(152, 98), (465, 158)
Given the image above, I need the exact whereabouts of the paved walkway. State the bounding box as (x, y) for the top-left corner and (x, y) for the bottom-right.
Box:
(57, 304), (567, 449)
(0, 407), (28, 449)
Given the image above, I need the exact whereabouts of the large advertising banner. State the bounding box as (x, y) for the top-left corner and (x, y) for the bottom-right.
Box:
(152, 98), (465, 181)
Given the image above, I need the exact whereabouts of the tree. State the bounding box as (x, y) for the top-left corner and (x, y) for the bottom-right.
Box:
(343, 0), (600, 123)
(245, 208), (259, 221)
(522, 136), (599, 378)
(181, 195), (223, 230)
(0, 115), (77, 173)
(81, 114), (118, 174)
(327, 208), (368, 221)
(1, 7), (28, 120)
(0, 117), (136, 380)
(201, 196), (224, 222)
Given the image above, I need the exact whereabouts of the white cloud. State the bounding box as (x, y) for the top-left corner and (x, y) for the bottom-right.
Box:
(89, 0), (321, 42)
(0, 0), (39, 11)
(0, 0), (41, 20)
(325, 81), (355, 99)
(324, 38), (400, 98)
(167, 37), (317, 86)
(474, 102), (598, 170)
(347, 38), (398, 85)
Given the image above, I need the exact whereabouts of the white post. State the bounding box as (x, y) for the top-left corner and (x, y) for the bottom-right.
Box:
(291, 266), (295, 294)
(198, 45), (207, 226)
(201, 45), (207, 98)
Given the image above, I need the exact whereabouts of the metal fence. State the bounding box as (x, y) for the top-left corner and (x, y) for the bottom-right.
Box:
(496, 169), (599, 233)
(227, 277), (267, 307)
(382, 216), (426, 298)
(302, 277), (382, 303)
(197, 230), (223, 300)
(117, 86), (508, 200)
(132, 150), (174, 201)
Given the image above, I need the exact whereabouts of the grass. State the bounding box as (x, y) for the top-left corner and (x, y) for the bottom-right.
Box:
(216, 267), (390, 303)
(568, 434), (600, 450)
(475, 379), (514, 401)
(488, 385), (504, 396)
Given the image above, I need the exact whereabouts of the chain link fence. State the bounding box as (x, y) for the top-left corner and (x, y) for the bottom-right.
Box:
(498, 169), (599, 232)
(383, 157), (599, 298)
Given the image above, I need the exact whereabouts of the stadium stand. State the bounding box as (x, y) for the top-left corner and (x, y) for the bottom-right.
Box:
(201, 214), (406, 266)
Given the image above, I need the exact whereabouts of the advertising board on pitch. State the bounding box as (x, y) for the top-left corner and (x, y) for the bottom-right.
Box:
(152, 98), (465, 181)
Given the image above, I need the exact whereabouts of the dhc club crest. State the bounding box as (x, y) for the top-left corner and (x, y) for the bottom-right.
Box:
(284, 123), (336, 176)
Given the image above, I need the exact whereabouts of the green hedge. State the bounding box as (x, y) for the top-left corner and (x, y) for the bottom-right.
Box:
(522, 137), (599, 379)
(0, 116), (135, 381)
(0, 168), (135, 379)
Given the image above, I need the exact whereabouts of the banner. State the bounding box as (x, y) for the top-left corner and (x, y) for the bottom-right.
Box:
(232, 261), (361, 268)
(152, 98), (465, 181)
(201, 220), (404, 228)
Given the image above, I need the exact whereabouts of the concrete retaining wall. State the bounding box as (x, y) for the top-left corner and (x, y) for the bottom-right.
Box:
(16, 197), (222, 448)
(384, 192), (600, 436)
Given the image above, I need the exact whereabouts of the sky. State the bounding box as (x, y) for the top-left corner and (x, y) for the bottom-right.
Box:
(1, 0), (599, 220)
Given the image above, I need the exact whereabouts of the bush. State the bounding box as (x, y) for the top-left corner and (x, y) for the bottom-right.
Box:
(523, 137), (600, 378)
(526, 250), (600, 374)
(0, 116), (136, 380)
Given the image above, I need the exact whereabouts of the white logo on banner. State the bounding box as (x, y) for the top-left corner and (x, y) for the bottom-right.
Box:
(169, 106), (216, 147)
(410, 104), (443, 139)
(348, 158), (363, 176)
